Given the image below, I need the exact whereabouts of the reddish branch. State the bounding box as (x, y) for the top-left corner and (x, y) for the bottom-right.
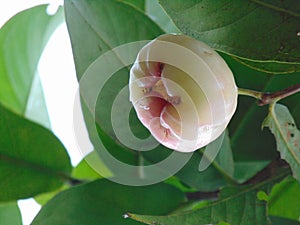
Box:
(258, 83), (300, 106)
(238, 83), (300, 106)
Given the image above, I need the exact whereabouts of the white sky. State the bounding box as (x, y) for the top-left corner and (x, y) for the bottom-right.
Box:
(1, 1), (92, 224)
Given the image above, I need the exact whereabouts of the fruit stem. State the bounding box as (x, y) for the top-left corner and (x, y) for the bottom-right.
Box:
(238, 83), (300, 106)
(238, 88), (263, 100)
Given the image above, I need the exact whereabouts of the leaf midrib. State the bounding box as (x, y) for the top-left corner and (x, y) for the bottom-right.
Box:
(0, 153), (70, 181)
(250, 0), (300, 18)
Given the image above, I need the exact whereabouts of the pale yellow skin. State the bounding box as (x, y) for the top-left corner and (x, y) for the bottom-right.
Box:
(129, 34), (238, 152)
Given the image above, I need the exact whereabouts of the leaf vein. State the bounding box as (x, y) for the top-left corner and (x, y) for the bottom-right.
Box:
(250, 0), (300, 18)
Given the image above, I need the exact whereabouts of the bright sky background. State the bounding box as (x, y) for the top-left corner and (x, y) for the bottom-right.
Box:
(0, 1), (92, 224)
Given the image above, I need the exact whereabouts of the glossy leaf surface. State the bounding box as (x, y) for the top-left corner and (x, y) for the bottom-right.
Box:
(160, 0), (300, 63)
(31, 179), (185, 225)
(0, 104), (71, 201)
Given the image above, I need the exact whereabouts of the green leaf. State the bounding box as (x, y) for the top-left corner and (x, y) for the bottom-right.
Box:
(0, 5), (64, 127)
(159, 0), (300, 63)
(0, 103), (71, 201)
(31, 179), (185, 225)
(263, 104), (300, 182)
(269, 176), (300, 221)
(64, 0), (164, 169)
(64, 0), (165, 175)
(66, 0), (193, 184)
(0, 202), (22, 225)
(128, 172), (289, 225)
(65, 0), (238, 190)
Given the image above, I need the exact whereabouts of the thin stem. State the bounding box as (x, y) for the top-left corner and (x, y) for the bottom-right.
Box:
(186, 190), (219, 201)
(243, 157), (290, 185)
(238, 83), (300, 106)
(238, 88), (263, 99)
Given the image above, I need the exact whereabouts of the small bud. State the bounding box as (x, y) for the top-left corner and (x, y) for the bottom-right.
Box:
(129, 34), (238, 152)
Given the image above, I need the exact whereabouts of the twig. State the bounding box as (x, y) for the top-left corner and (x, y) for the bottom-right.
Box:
(238, 83), (300, 106)
(242, 157), (290, 185)
(61, 174), (85, 186)
(186, 190), (219, 201)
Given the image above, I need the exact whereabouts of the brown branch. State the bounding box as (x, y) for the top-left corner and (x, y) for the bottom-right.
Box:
(258, 83), (300, 106)
(238, 83), (300, 106)
(186, 190), (219, 201)
(243, 157), (290, 185)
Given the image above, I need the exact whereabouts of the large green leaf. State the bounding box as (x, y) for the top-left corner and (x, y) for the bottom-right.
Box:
(263, 104), (300, 182)
(128, 172), (289, 225)
(0, 5), (64, 127)
(65, 0), (163, 172)
(0, 103), (71, 201)
(159, 0), (300, 63)
(65, 0), (178, 184)
(65, 0), (239, 191)
(268, 176), (300, 221)
(0, 202), (22, 225)
(31, 179), (185, 225)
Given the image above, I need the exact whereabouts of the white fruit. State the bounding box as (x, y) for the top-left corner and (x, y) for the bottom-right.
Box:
(129, 34), (238, 152)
